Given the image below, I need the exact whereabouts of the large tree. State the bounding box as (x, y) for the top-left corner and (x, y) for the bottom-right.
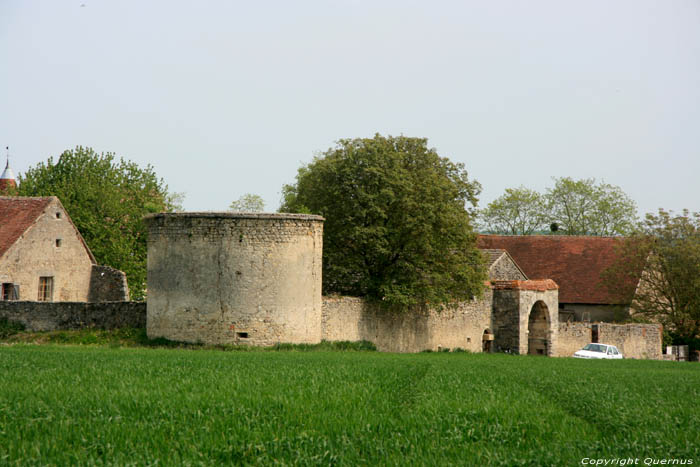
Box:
(479, 186), (546, 235)
(545, 177), (638, 236)
(280, 134), (487, 307)
(480, 177), (638, 235)
(602, 209), (700, 343)
(17, 146), (178, 299)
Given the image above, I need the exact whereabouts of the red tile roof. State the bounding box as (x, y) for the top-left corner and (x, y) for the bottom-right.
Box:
(0, 197), (54, 259)
(477, 235), (637, 304)
(0, 196), (95, 264)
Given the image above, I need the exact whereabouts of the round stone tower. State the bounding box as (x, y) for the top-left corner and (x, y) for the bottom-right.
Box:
(144, 212), (324, 345)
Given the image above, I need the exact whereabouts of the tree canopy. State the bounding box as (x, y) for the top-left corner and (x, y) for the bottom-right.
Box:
(480, 177), (638, 235)
(229, 193), (265, 212)
(280, 134), (487, 307)
(602, 209), (700, 343)
(17, 146), (178, 299)
(479, 186), (546, 235)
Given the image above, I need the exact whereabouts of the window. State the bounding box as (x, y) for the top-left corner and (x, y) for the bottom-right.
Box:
(55, 212), (62, 219)
(38, 277), (54, 302)
(2, 283), (19, 300)
(55, 239), (62, 248)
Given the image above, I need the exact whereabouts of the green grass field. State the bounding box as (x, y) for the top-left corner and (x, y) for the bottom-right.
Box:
(0, 344), (698, 466)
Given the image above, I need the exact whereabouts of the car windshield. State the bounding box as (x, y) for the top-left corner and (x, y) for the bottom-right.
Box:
(582, 344), (607, 353)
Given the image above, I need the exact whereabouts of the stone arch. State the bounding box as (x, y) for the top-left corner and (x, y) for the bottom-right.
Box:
(527, 300), (551, 355)
(482, 329), (494, 353)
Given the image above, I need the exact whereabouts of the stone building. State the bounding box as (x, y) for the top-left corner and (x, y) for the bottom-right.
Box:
(0, 196), (129, 302)
(477, 235), (640, 323)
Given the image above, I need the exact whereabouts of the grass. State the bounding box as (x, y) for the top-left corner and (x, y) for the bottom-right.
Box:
(0, 344), (698, 465)
(0, 325), (376, 352)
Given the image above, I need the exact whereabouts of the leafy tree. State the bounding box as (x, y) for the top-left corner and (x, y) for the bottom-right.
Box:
(479, 186), (546, 235)
(280, 134), (487, 307)
(545, 177), (638, 236)
(602, 209), (700, 343)
(17, 146), (178, 299)
(480, 177), (638, 236)
(229, 193), (265, 212)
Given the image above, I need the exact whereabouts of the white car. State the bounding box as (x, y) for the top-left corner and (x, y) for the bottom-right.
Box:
(573, 343), (623, 359)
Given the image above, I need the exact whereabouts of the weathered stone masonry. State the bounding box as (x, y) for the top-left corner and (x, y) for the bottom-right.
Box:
(144, 213), (324, 346)
(137, 212), (663, 358)
(0, 301), (145, 331)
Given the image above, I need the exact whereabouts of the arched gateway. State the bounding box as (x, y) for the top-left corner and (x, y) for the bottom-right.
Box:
(528, 301), (550, 355)
(490, 280), (559, 355)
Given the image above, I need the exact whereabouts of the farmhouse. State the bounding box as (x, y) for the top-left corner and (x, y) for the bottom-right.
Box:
(144, 212), (662, 359)
(0, 196), (129, 302)
(477, 235), (640, 323)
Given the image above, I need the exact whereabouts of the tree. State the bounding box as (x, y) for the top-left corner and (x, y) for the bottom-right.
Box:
(280, 134), (487, 307)
(229, 193), (265, 212)
(17, 146), (179, 299)
(480, 177), (638, 236)
(602, 209), (700, 343)
(479, 186), (546, 235)
(545, 177), (638, 236)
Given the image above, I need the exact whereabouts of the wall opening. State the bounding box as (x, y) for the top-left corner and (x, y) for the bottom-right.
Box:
(482, 329), (493, 353)
(528, 301), (550, 356)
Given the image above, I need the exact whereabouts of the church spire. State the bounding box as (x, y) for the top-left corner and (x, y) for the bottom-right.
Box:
(0, 146), (17, 192)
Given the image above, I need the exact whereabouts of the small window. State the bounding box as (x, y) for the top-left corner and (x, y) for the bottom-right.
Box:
(55, 212), (62, 219)
(2, 283), (19, 300)
(55, 239), (62, 248)
(38, 277), (54, 302)
(236, 332), (249, 339)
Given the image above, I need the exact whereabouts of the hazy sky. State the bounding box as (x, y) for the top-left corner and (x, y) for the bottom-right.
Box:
(2, 1), (698, 216)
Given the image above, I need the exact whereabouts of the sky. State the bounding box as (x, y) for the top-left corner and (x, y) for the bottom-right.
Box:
(1, 0), (699, 216)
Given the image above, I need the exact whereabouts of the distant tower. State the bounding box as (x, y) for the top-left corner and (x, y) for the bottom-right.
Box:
(0, 146), (17, 192)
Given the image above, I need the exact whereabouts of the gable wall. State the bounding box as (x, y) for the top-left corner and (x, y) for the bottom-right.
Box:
(488, 255), (527, 281)
(0, 199), (94, 301)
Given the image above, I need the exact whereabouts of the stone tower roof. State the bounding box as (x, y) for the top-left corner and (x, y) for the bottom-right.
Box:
(0, 149), (17, 191)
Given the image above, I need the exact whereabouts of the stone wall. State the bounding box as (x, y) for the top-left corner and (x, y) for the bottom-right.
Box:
(595, 323), (662, 360)
(556, 322), (592, 357)
(145, 213), (324, 346)
(554, 322), (662, 359)
(321, 291), (493, 353)
(88, 265), (130, 302)
(0, 301), (146, 331)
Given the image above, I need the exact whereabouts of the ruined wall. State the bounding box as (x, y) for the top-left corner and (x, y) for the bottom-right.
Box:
(322, 290), (493, 353)
(595, 323), (662, 360)
(556, 322), (592, 357)
(0, 198), (94, 301)
(0, 300), (145, 331)
(88, 265), (130, 302)
(145, 213), (324, 346)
